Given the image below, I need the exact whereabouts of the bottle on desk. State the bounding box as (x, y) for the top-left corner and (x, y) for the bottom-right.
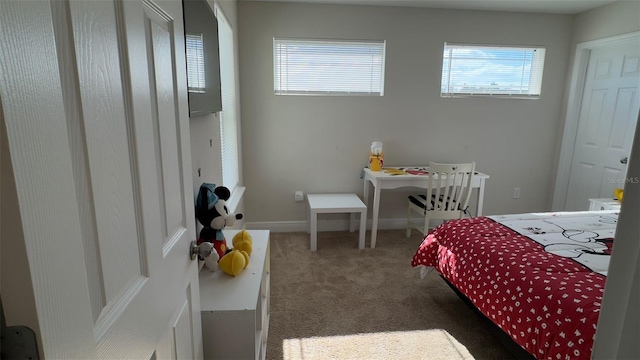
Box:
(369, 141), (384, 171)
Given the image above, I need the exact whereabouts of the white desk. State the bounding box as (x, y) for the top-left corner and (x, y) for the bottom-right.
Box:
(363, 166), (490, 248)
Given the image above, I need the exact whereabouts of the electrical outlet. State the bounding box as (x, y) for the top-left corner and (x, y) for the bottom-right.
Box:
(295, 191), (304, 202)
(513, 187), (521, 199)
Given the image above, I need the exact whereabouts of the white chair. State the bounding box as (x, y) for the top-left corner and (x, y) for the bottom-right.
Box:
(406, 162), (476, 237)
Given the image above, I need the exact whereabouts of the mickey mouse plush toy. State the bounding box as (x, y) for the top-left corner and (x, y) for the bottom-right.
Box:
(196, 183), (243, 260)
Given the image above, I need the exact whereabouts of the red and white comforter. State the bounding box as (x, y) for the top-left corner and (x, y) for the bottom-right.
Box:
(411, 211), (618, 360)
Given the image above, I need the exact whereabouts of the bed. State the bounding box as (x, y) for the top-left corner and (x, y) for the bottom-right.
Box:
(411, 210), (618, 360)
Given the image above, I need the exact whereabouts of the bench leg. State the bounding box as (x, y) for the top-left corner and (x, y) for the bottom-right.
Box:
(307, 203), (310, 234)
(349, 213), (356, 232)
(310, 210), (318, 251)
(359, 209), (366, 249)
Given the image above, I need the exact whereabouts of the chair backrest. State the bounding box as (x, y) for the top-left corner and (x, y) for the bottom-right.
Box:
(425, 162), (476, 214)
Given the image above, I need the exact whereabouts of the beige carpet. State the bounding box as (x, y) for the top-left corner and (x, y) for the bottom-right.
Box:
(266, 229), (516, 360)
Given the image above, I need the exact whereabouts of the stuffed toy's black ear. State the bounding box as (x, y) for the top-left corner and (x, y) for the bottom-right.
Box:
(214, 186), (231, 201)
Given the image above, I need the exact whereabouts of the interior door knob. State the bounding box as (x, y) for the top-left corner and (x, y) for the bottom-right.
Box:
(620, 157), (628, 164)
(190, 241), (213, 260)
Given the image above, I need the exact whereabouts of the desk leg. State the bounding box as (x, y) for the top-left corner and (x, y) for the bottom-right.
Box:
(371, 186), (381, 248)
(363, 179), (371, 228)
(477, 179), (486, 216)
(363, 179), (370, 210)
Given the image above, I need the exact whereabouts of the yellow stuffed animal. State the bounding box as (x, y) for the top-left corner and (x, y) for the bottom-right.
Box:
(232, 230), (253, 255)
(218, 249), (249, 276)
(218, 230), (253, 276)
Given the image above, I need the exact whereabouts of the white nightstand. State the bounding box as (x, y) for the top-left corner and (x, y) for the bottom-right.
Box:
(588, 198), (621, 211)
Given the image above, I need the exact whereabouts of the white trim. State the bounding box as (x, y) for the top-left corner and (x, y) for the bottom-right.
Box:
(552, 31), (640, 211)
(226, 186), (245, 214)
(245, 218), (415, 233)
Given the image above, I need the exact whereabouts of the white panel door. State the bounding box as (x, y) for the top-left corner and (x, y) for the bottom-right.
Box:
(0, 0), (203, 358)
(565, 40), (640, 210)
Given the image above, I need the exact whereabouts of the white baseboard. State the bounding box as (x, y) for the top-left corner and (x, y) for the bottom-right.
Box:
(244, 218), (416, 233)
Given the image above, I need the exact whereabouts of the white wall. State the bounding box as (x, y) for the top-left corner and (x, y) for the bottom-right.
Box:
(572, 0), (640, 44)
(237, 1), (574, 226)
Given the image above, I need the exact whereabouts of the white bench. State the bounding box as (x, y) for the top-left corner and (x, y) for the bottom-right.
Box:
(307, 193), (367, 251)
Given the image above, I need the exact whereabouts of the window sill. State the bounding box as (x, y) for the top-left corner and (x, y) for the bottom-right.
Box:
(440, 94), (540, 99)
(226, 186), (245, 214)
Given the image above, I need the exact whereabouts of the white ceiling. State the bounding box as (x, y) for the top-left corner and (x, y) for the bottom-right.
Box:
(244, 0), (625, 14)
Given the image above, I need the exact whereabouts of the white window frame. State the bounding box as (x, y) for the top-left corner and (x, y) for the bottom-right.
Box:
(441, 43), (546, 99)
(215, 4), (241, 198)
(273, 38), (386, 96)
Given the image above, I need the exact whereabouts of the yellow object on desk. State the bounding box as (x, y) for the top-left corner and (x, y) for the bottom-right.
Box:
(369, 141), (384, 171)
(383, 168), (406, 175)
(369, 152), (384, 171)
(614, 188), (624, 202)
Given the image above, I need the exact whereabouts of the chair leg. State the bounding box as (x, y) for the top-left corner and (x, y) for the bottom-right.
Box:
(423, 212), (432, 236)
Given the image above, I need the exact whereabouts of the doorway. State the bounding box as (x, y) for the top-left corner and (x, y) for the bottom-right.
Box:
(553, 32), (640, 210)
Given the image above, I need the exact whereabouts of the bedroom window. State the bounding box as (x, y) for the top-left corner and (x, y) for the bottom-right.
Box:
(441, 43), (546, 99)
(274, 38), (386, 96)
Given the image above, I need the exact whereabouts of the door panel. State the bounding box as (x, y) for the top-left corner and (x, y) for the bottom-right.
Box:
(608, 89), (637, 148)
(565, 41), (640, 210)
(153, 284), (197, 360)
(155, 326), (177, 360)
(0, 0), (202, 358)
(173, 294), (195, 360)
(582, 90), (606, 146)
(50, 0), (108, 324)
(67, 0), (146, 315)
(144, 5), (187, 246)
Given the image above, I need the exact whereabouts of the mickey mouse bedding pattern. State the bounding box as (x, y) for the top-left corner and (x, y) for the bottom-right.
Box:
(412, 211), (618, 360)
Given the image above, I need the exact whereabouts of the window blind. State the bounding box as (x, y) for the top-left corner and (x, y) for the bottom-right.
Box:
(185, 34), (205, 93)
(441, 43), (546, 98)
(274, 38), (386, 96)
(216, 6), (240, 193)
